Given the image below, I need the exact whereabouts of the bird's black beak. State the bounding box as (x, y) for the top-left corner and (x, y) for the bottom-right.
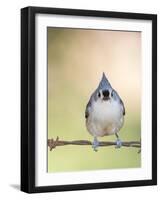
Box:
(103, 96), (110, 101)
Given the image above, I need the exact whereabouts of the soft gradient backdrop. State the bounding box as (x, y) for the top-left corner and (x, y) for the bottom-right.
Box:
(47, 28), (141, 172)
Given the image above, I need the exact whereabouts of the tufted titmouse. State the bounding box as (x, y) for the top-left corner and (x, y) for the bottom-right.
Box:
(85, 73), (125, 151)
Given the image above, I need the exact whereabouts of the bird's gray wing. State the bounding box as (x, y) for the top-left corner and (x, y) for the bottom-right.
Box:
(85, 99), (92, 119)
(120, 98), (125, 116)
(85, 90), (97, 119)
(112, 89), (125, 116)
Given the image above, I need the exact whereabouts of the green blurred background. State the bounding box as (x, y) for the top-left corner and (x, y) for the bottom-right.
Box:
(47, 28), (141, 173)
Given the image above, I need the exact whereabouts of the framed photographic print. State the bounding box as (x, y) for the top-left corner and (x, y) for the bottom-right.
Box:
(21, 6), (157, 193)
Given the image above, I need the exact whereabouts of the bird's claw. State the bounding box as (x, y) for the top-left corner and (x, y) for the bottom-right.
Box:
(92, 137), (99, 152)
(115, 138), (122, 148)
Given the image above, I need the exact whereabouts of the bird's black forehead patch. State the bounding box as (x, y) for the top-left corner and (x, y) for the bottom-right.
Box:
(102, 90), (109, 97)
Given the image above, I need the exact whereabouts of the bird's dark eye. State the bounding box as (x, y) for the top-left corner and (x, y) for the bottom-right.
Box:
(98, 92), (101, 98)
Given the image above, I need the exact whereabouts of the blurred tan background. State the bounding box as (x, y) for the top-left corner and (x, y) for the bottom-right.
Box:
(47, 28), (141, 173)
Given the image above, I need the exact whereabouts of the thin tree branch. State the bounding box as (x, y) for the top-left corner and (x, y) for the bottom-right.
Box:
(48, 137), (141, 151)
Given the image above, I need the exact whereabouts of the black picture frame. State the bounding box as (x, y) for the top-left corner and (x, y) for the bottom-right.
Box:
(21, 6), (157, 193)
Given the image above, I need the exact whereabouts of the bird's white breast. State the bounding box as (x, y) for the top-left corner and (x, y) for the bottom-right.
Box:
(86, 99), (124, 137)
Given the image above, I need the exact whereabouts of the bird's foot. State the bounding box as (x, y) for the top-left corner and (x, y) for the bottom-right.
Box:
(92, 137), (99, 152)
(115, 138), (122, 148)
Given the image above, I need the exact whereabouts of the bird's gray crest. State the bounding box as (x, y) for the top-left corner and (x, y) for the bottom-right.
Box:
(98, 72), (112, 90)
